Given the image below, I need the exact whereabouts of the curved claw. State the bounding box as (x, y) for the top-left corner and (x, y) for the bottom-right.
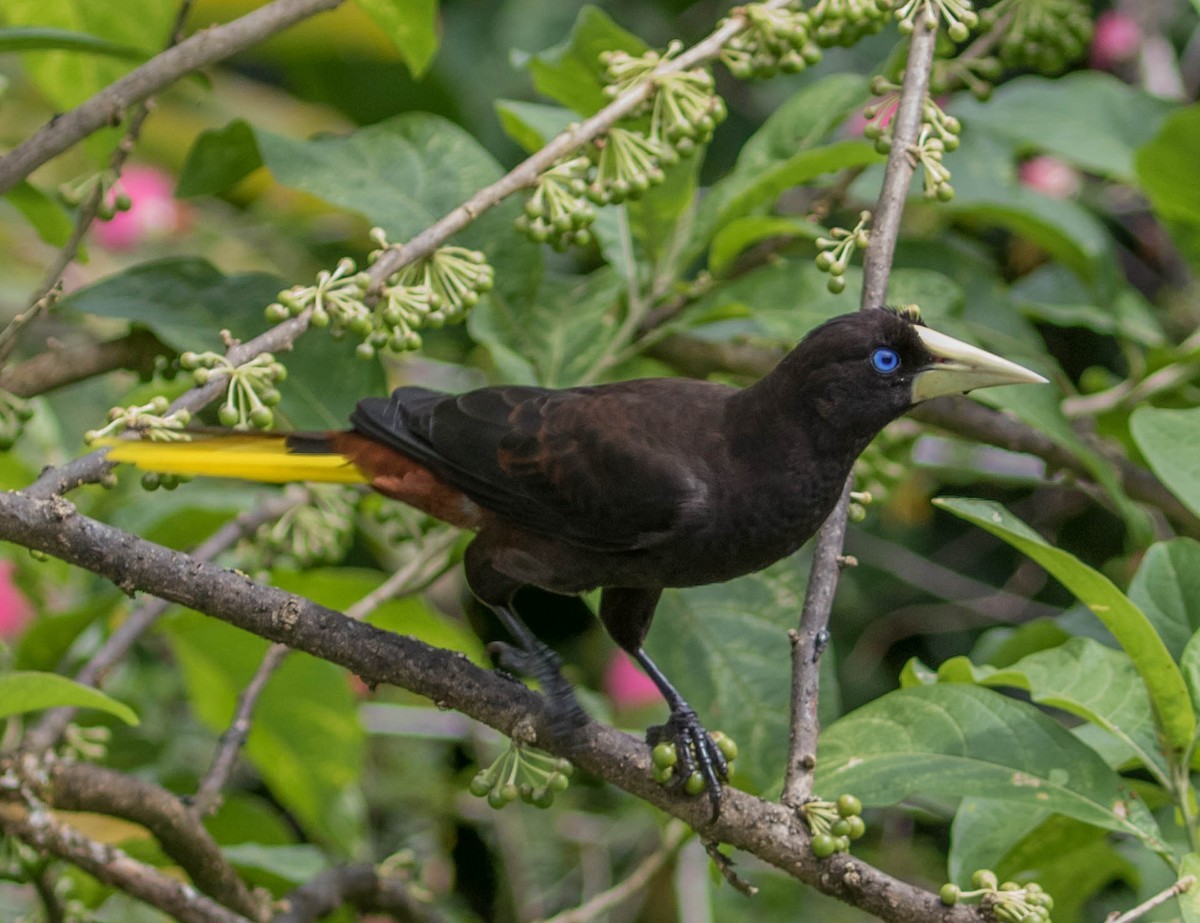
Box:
(648, 706), (728, 821)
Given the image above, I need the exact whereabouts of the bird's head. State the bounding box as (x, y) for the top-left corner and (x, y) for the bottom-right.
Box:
(781, 307), (1047, 438)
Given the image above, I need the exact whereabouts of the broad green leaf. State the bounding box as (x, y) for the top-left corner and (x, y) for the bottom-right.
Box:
(0, 26), (145, 59)
(955, 72), (1173, 181)
(934, 497), (1194, 755)
(495, 100), (575, 153)
(1183, 632), (1200, 718)
(3, 180), (74, 246)
(468, 268), (621, 387)
(2, 0), (173, 108)
(977, 383), (1150, 542)
(59, 257), (283, 350)
(166, 585), (367, 853)
(1128, 539), (1200, 661)
(708, 216), (822, 277)
(1136, 104), (1200, 270)
(737, 74), (869, 171)
(525, 6), (646, 117)
(647, 559), (811, 796)
(222, 843), (327, 890)
(1131, 406), (1200, 520)
(816, 684), (1161, 845)
(969, 618), (1072, 668)
(953, 801), (1135, 923)
(0, 671), (138, 725)
(176, 119), (264, 198)
(1181, 853), (1200, 923)
(352, 0), (439, 76)
(1013, 263), (1166, 347)
(14, 599), (114, 673)
(907, 637), (1164, 778)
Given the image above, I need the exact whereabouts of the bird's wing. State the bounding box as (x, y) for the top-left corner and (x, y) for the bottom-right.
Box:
(348, 384), (713, 550)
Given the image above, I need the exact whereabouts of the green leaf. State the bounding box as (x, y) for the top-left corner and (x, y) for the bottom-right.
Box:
(1136, 105), (1200, 270)
(911, 637), (1164, 779)
(1182, 632), (1200, 718)
(525, 6), (646, 116)
(934, 497), (1195, 755)
(952, 801), (1135, 922)
(955, 72), (1173, 181)
(0, 26), (146, 59)
(1013, 263), (1166, 347)
(2, 0), (173, 109)
(222, 842), (327, 890)
(1131, 406), (1200, 520)
(1180, 853), (1200, 923)
(708, 216), (822, 278)
(0, 671), (138, 725)
(59, 257), (283, 350)
(176, 119), (264, 198)
(3, 180), (74, 246)
(495, 100), (576, 154)
(816, 684), (1161, 845)
(647, 559), (810, 796)
(1128, 539), (1200, 662)
(468, 268), (621, 387)
(352, 0), (439, 76)
(166, 588), (366, 853)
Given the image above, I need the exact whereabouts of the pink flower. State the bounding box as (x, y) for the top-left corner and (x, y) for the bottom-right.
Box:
(1018, 155), (1081, 200)
(0, 559), (33, 641)
(1090, 11), (1142, 71)
(603, 650), (661, 709)
(94, 166), (190, 251)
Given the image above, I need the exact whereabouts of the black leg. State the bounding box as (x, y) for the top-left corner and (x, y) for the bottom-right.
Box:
(488, 603), (587, 735)
(635, 648), (728, 821)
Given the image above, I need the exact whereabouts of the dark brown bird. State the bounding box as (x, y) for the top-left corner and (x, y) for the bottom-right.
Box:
(106, 307), (1045, 814)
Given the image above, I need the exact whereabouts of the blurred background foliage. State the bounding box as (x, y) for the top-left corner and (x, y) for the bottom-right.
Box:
(2, 0), (1200, 920)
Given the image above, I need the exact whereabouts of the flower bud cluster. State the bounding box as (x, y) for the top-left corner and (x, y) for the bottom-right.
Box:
(469, 741), (574, 810)
(58, 170), (128, 219)
(896, 0), (978, 42)
(267, 258), (372, 334)
(810, 0), (894, 48)
(237, 485), (357, 572)
(515, 157), (596, 251)
(0, 389), (34, 451)
(85, 396), (192, 445)
(815, 210), (871, 294)
(940, 870), (1054, 923)
(720, 4), (822, 79)
(650, 731), (738, 793)
(178, 350), (286, 430)
(982, 0), (1091, 74)
(801, 793), (867, 858)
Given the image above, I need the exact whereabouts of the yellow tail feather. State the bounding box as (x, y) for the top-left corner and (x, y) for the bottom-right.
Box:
(99, 435), (367, 484)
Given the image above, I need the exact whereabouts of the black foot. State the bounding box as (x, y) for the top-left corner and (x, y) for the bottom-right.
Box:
(647, 706), (728, 821)
(487, 640), (588, 735)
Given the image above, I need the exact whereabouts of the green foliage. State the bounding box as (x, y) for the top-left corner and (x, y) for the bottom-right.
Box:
(0, 671), (138, 724)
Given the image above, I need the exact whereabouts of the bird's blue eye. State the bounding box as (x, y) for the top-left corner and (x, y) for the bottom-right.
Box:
(871, 347), (900, 374)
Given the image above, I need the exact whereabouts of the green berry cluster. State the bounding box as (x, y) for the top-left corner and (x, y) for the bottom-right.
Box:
(587, 128), (669, 206)
(0, 388), (34, 451)
(929, 52), (1004, 100)
(85, 396), (192, 445)
(810, 0), (894, 48)
(650, 731), (738, 794)
(853, 420), (921, 511)
(239, 485), (357, 572)
(815, 210), (871, 294)
(800, 794), (866, 858)
(981, 0), (1091, 75)
(179, 350), (286, 430)
(469, 742), (574, 810)
(58, 170), (129, 219)
(864, 77), (960, 201)
(720, 4), (822, 79)
(940, 870), (1054, 923)
(515, 157), (596, 251)
(267, 258), (372, 333)
(896, 0), (979, 42)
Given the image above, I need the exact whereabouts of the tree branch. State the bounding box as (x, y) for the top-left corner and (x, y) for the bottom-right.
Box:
(0, 489), (986, 923)
(274, 863), (446, 923)
(0, 0), (344, 196)
(0, 329), (169, 398)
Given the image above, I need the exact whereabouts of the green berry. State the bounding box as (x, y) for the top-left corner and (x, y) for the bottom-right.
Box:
(218, 405), (241, 428)
(249, 407), (273, 429)
(684, 771), (706, 796)
(939, 883), (959, 906)
(971, 869), (998, 890)
(845, 815), (866, 840)
(836, 794), (862, 817)
(811, 833), (837, 859)
(652, 742), (678, 769)
(652, 764), (675, 784)
(547, 771), (569, 793)
(712, 731), (738, 762)
(468, 772), (492, 797)
(487, 788), (508, 809)
(827, 274), (847, 294)
(831, 819), (851, 838)
(533, 789), (555, 809)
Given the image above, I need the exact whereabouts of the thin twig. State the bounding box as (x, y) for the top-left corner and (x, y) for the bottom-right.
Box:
(0, 0), (343, 196)
(781, 17), (939, 808)
(0, 329), (168, 398)
(1105, 874), (1196, 923)
(536, 822), (689, 923)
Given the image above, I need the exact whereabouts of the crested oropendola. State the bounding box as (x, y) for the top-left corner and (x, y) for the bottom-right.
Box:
(105, 307), (1046, 817)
